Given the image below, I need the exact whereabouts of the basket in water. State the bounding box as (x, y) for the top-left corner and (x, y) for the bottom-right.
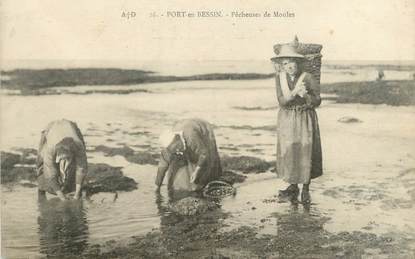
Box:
(203, 180), (236, 198)
(271, 37), (323, 83)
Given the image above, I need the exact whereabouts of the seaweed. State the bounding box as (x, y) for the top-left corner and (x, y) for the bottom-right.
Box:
(1, 166), (37, 184)
(84, 163), (138, 194)
(1, 151), (21, 170)
(338, 117), (362, 123)
(219, 170), (247, 184)
(221, 155), (272, 173)
(1, 150), (138, 194)
(94, 145), (159, 165)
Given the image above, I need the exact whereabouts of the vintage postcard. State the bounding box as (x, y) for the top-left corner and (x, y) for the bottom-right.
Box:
(1, 0), (414, 258)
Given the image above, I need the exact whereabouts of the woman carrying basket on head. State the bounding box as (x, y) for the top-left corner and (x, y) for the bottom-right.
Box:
(271, 39), (323, 204)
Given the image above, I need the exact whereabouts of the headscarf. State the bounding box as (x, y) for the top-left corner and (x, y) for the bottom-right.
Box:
(55, 137), (76, 186)
(159, 129), (186, 149)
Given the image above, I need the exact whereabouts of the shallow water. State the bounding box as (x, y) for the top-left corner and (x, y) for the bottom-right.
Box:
(1, 79), (415, 258)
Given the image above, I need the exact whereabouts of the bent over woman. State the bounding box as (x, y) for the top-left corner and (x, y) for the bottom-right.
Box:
(155, 118), (222, 192)
(37, 119), (88, 201)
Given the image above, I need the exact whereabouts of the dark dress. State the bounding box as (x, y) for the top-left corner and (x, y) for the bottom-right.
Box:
(37, 119), (87, 194)
(275, 72), (323, 184)
(156, 119), (222, 191)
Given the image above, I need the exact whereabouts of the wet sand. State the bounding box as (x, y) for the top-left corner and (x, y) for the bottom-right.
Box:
(1, 79), (415, 258)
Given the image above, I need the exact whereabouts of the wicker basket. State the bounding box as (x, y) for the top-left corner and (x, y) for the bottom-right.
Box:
(272, 39), (323, 83)
(203, 180), (236, 198)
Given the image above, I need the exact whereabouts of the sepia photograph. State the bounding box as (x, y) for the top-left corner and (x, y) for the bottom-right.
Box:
(1, 0), (414, 258)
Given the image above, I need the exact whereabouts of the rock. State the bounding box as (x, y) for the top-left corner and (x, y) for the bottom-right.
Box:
(125, 151), (159, 165)
(128, 131), (150, 136)
(1, 166), (37, 184)
(1, 149), (37, 169)
(1, 152), (21, 169)
(84, 163), (138, 194)
(20, 182), (38, 188)
(221, 155), (272, 173)
(1, 151), (38, 184)
(338, 116), (362, 123)
(1, 149), (138, 194)
(95, 145), (135, 157)
(13, 148), (38, 164)
(94, 145), (159, 165)
(219, 170), (247, 184)
(169, 197), (219, 216)
(220, 124), (276, 131)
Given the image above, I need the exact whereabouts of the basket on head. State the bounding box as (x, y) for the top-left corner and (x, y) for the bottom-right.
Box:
(271, 36), (323, 83)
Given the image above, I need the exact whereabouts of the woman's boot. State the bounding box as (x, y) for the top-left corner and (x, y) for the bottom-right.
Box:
(301, 184), (311, 204)
(279, 184), (299, 200)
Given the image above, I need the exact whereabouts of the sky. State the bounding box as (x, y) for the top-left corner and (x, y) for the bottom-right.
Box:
(0, 0), (414, 67)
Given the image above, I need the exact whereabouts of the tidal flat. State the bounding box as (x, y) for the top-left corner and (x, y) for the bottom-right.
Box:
(1, 75), (415, 258)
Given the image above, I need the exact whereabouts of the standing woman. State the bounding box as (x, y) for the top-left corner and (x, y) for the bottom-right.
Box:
(272, 44), (323, 204)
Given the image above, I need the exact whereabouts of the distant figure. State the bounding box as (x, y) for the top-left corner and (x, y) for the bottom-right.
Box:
(155, 118), (222, 192)
(272, 43), (323, 204)
(37, 119), (88, 201)
(377, 70), (385, 81)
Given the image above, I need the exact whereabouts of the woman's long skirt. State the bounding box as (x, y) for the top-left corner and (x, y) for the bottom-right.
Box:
(276, 108), (323, 184)
(168, 162), (201, 192)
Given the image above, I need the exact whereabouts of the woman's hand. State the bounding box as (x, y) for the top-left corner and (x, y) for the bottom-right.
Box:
(56, 190), (67, 201)
(297, 89), (307, 98)
(190, 166), (201, 183)
(74, 184), (82, 200)
(294, 82), (307, 97)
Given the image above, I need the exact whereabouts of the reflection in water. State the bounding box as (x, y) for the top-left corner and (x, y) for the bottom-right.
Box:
(167, 189), (203, 203)
(154, 190), (226, 257)
(37, 198), (89, 257)
(273, 201), (330, 256)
